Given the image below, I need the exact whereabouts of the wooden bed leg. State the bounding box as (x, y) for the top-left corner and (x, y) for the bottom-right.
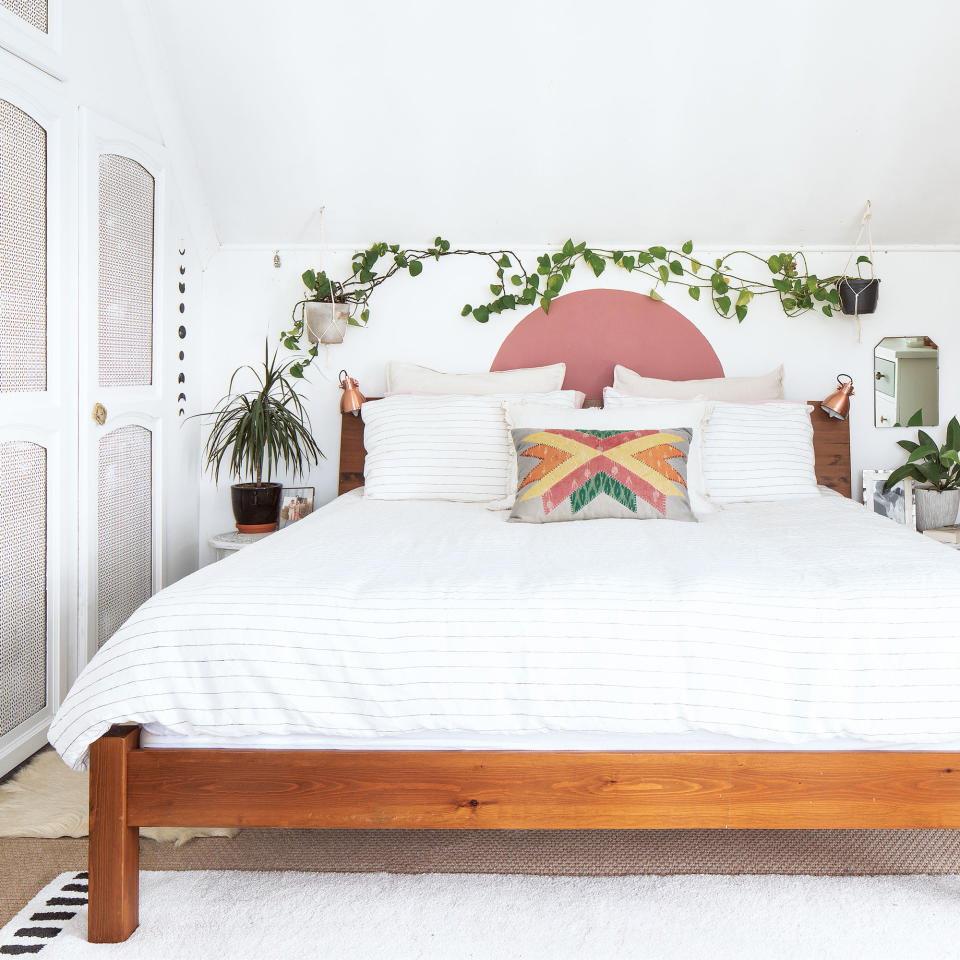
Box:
(88, 725), (140, 943)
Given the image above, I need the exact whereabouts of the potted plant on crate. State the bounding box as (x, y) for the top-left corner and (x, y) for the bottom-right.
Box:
(883, 416), (960, 532)
(195, 340), (324, 532)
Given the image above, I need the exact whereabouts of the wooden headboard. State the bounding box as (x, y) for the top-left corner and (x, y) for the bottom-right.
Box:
(339, 401), (851, 498)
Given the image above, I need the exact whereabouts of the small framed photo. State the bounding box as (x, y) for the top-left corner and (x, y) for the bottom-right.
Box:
(280, 487), (314, 528)
(862, 469), (916, 529)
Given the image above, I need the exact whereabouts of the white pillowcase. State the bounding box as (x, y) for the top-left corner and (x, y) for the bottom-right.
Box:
(362, 391), (580, 502)
(701, 401), (818, 503)
(598, 392), (715, 516)
(386, 361), (566, 396)
(500, 397), (716, 517)
(612, 364), (785, 402)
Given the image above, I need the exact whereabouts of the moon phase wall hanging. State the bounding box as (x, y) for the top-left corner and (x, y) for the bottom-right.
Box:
(177, 246), (186, 416)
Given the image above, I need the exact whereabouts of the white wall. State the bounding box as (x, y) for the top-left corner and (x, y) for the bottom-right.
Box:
(148, 0), (960, 248)
(198, 243), (960, 564)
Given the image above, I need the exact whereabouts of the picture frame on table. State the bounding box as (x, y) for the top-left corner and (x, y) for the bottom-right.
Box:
(862, 469), (916, 530)
(280, 486), (315, 528)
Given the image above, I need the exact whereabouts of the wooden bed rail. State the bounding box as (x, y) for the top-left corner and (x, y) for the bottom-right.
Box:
(90, 725), (960, 941)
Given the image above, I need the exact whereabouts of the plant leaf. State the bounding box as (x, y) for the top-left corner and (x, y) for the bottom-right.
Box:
(883, 463), (921, 491)
(408, 260), (423, 277)
(649, 289), (664, 301)
(907, 409), (925, 427)
(947, 416), (960, 450)
(688, 286), (701, 301)
(681, 240), (693, 255)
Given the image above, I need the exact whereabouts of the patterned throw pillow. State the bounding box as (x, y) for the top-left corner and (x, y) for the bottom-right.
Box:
(508, 427), (696, 523)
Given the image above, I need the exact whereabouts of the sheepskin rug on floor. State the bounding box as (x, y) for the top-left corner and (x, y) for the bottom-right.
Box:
(3, 870), (960, 959)
(0, 750), (237, 845)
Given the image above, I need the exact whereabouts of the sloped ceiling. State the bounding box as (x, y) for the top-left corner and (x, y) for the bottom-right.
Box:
(147, 0), (959, 247)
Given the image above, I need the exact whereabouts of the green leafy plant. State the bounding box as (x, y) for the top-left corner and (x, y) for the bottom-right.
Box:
(194, 339), (324, 484)
(883, 415), (960, 492)
(282, 237), (865, 373)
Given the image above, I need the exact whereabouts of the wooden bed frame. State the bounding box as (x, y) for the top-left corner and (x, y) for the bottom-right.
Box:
(87, 400), (960, 943)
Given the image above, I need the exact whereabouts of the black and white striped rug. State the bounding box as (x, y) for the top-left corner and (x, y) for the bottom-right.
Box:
(2, 871), (959, 958)
(1, 872), (87, 955)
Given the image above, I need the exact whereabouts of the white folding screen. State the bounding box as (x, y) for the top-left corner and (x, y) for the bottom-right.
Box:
(0, 440), (46, 737)
(0, 94), (48, 745)
(0, 0), (46, 33)
(0, 0), (61, 81)
(0, 72), (73, 777)
(78, 111), (164, 662)
(0, 98), (46, 391)
(97, 155), (154, 388)
(96, 425), (152, 646)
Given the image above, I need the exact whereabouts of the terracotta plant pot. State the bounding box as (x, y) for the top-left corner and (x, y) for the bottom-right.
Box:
(230, 482), (283, 533)
(914, 486), (960, 533)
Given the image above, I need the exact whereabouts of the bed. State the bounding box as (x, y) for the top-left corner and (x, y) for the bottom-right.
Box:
(49, 298), (960, 943)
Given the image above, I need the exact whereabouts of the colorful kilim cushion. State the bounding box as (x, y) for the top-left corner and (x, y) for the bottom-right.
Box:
(508, 426), (696, 523)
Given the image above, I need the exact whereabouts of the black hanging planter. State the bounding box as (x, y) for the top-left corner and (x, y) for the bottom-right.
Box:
(837, 277), (880, 315)
(231, 482), (283, 533)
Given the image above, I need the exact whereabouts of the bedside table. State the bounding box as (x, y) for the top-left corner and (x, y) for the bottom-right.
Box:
(209, 530), (272, 561)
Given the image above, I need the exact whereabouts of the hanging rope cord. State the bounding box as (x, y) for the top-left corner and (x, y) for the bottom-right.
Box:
(841, 201), (875, 342)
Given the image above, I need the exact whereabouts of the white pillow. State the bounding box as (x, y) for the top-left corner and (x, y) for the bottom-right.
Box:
(362, 391), (580, 502)
(387, 361), (566, 396)
(701, 401), (818, 503)
(500, 397), (716, 517)
(612, 364), (784, 402)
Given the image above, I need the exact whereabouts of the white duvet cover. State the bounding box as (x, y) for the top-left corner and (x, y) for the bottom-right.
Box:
(50, 489), (960, 769)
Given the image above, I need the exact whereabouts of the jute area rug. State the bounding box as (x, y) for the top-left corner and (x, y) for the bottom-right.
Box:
(4, 828), (960, 928)
(3, 869), (960, 959)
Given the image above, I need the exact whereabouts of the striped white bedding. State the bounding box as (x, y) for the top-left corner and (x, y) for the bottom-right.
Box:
(50, 489), (960, 770)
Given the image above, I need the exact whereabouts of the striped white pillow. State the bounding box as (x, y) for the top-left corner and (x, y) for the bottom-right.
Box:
(362, 391), (580, 502)
(702, 401), (818, 503)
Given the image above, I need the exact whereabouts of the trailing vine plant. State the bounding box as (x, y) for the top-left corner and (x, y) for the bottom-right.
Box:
(281, 237), (869, 375)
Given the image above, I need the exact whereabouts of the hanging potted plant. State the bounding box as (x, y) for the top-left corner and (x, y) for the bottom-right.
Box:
(883, 416), (960, 531)
(837, 202), (880, 316)
(837, 255), (880, 316)
(195, 340), (324, 533)
(296, 270), (352, 345)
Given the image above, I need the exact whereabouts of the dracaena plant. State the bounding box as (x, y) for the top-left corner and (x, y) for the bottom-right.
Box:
(194, 339), (324, 485)
(884, 415), (960, 492)
(281, 237), (862, 375)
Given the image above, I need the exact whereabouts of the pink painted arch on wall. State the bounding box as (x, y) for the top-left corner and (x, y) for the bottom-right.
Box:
(490, 289), (723, 403)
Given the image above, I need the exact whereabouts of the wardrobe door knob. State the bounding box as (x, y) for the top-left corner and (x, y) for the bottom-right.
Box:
(93, 402), (107, 425)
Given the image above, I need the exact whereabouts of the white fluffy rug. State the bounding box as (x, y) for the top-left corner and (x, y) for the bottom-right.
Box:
(0, 750), (237, 845)
(3, 869), (960, 959)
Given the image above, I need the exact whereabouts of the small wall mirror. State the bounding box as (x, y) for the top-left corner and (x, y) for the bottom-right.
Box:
(874, 336), (939, 427)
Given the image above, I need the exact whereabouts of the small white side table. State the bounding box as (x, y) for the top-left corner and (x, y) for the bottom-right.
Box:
(209, 530), (272, 561)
